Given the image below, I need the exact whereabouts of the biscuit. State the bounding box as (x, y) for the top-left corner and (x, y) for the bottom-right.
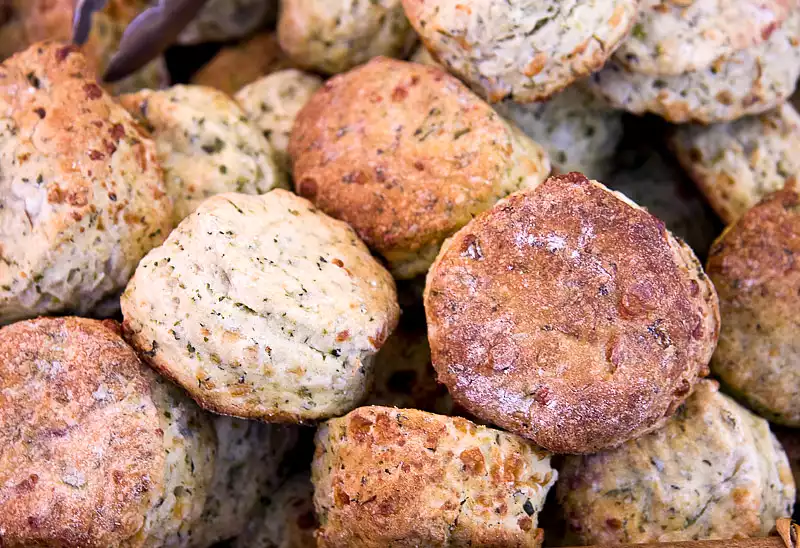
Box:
(290, 57), (550, 279)
(403, 0), (638, 103)
(590, 9), (800, 124)
(191, 33), (294, 95)
(557, 380), (796, 544)
(425, 173), (720, 454)
(366, 315), (453, 414)
(189, 419), (299, 546)
(495, 82), (623, 179)
(234, 473), (318, 548)
(313, 406), (556, 547)
(278, 0), (416, 75)
(176, 0), (278, 45)
(775, 428), (800, 507)
(614, 0), (793, 76)
(608, 140), (721, 259)
(0, 317), (217, 548)
(236, 69), (324, 177)
(120, 85), (285, 226)
(0, 43), (171, 324)
(706, 188), (800, 426)
(121, 190), (400, 422)
(670, 103), (800, 224)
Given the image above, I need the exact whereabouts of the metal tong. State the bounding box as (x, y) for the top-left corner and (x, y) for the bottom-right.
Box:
(72, 0), (210, 82)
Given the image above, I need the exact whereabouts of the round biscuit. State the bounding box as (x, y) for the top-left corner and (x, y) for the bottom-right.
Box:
(669, 103), (800, 224)
(120, 85), (285, 226)
(290, 57), (550, 279)
(615, 0), (793, 75)
(706, 188), (800, 426)
(424, 173), (720, 453)
(0, 43), (171, 324)
(0, 317), (217, 548)
(590, 9), (800, 124)
(312, 406), (556, 547)
(557, 380), (796, 544)
(121, 189), (400, 422)
(403, 0), (638, 103)
(278, 0), (417, 75)
(236, 69), (324, 178)
(190, 33), (294, 95)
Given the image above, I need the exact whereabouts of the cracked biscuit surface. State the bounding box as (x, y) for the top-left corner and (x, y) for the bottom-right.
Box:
(121, 189), (399, 422)
(313, 406), (556, 547)
(0, 43), (171, 324)
(403, 0), (638, 102)
(425, 173), (720, 453)
(0, 317), (216, 548)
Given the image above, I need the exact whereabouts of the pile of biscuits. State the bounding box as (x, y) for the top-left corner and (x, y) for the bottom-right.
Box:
(1, 1), (799, 547)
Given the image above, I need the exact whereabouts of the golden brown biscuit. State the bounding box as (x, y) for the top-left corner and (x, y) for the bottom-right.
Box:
(706, 188), (800, 426)
(313, 406), (556, 547)
(425, 173), (720, 454)
(0, 317), (217, 548)
(190, 33), (294, 95)
(557, 380), (795, 544)
(0, 43), (171, 324)
(290, 57), (550, 279)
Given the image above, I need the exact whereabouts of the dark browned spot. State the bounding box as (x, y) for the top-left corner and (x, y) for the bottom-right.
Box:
(518, 516), (533, 531)
(336, 330), (350, 342)
(88, 150), (105, 161)
(606, 517), (622, 529)
(459, 447), (486, 474)
(34, 108), (45, 119)
(15, 474), (38, 493)
(84, 83), (103, 100)
(348, 413), (374, 443)
(56, 45), (78, 62)
(110, 123), (126, 141)
(392, 85), (408, 101)
(297, 177), (318, 199)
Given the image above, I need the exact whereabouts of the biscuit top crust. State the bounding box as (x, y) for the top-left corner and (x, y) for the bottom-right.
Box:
(425, 173), (720, 453)
(708, 189), (800, 295)
(615, 0), (794, 76)
(290, 57), (549, 262)
(0, 317), (164, 548)
(0, 42), (170, 320)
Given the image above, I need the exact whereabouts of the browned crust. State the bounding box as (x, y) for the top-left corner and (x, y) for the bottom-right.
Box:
(289, 57), (543, 260)
(706, 188), (800, 424)
(0, 317), (164, 548)
(314, 406), (548, 547)
(190, 33), (295, 95)
(424, 173), (720, 454)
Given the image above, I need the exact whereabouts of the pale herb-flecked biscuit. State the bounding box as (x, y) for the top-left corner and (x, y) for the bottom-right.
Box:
(278, 0), (417, 75)
(615, 0), (793, 76)
(366, 317), (453, 414)
(403, 0), (639, 103)
(494, 82), (623, 178)
(236, 69), (324, 177)
(121, 85), (285, 226)
(590, 9), (800, 124)
(189, 419), (299, 546)
(176, 0), (278, 45)
(0, 43), (171, 325)
(557, 380), (796, 544)
(0, 317), (217, 548)
(191, 33), (294, 95)
(706, 189), (800, 426)
(775, 429), (800, 507)
(290, 57), (550, 279)
(670, 103), (800, 224)
(607, 143), (720, 259)
(234, 473), (318, 548)
(425, 173), (720, 454)
(121, 190), (400, 422)
(313, 406), (557, 547)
